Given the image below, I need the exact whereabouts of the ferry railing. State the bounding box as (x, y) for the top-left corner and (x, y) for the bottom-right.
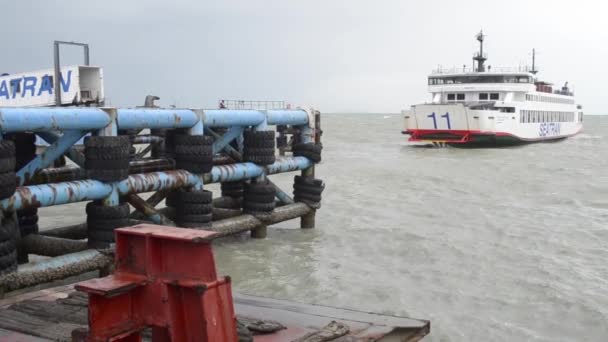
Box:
(431, 65), (534, 75)
(220, 100), (286, 110)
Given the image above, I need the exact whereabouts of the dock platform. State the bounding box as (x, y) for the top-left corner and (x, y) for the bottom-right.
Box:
(0, 284), (429, 341)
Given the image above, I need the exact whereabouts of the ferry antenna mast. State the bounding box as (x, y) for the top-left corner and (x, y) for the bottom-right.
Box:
(530, 48), (539, 74)
(473, 31), (487, 72)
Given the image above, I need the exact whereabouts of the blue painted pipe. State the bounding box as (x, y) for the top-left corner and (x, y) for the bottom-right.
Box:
(0, 180), (113, 212)
(0, 108), (111, 133)
(0, 107), (309, 133)
(117, 170), (194, 195)
(0, 157), (313, 211)
(208, 162), (262, 183)
(209, 157), (313, 183)
(267, 110), (309, 126)
(203, 110), (266, 127)
(266, 156), (313, 174)
(116, 109), (200, 129)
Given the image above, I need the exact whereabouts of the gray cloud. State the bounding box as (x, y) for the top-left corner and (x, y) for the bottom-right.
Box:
(2, 0), (605, 113)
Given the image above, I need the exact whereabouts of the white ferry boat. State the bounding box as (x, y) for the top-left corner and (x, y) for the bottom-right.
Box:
(402, 32), (583, 147)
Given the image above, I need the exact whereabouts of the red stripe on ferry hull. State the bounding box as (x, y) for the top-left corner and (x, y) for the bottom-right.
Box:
(402, 129), (582, 145)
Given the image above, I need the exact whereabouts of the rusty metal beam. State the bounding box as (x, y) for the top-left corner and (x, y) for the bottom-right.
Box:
(0, 249), (113, 293)
(39, 219), (147, 240)
(210, 203), (311, 237)
(20, 234), (88, 257)
(126, 194), (174, 226)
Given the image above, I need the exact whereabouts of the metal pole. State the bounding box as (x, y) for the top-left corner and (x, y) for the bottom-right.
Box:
(300, 109), (319, 229)
(84, 44), (90, 66)
(53, 41), (61, 106)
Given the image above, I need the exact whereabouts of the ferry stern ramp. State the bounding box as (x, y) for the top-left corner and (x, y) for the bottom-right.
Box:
(402, 103), (503, 146)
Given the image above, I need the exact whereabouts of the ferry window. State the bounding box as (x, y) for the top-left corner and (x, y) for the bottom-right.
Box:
(518, 77), (529, 83)
(456, 93), (465, 101)
(527, 112), (530, 123)
(505, 76), (517, 83)
(446, 78), (454, 84)
(490, 93), (499, 100)
(447, 94), (455, 101)
(479, 93), (488, 100)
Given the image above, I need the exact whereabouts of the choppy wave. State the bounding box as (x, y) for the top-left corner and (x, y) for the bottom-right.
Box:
(215, 114), (608, 342)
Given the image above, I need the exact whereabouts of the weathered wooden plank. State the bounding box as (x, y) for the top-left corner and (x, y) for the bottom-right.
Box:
(0, 287), (430, 341)
(0, 308), (83, 341)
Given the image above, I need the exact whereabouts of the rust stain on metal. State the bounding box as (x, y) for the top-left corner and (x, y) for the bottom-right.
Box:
(13, 186), (42, 210)
(67, 186), (75, 201)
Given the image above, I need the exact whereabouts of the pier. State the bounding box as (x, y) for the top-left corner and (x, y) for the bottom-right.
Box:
(0, 105), (429, 341)
(0, 105), (324, 288)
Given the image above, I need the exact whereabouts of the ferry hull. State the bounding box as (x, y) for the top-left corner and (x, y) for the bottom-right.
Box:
(403, 102), (582, 148)
(402, 129), (576, 148)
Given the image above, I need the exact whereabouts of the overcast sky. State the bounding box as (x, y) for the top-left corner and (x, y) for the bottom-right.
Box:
(3, 0), (607, 113)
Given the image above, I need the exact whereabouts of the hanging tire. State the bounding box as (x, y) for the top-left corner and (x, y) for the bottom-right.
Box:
(5, 133), (35, 170)
(176, 213), (213, 224)
(0, 141), (16, 200)
(0, 215), (18, 275)
(244, 181), (275, 195)
(86, 202), (130, 248)
(294, 175), (324, 187)
(293, 143), (322, 163)
(293, 183), (325, 195)
(0, 172), (16, 200)
(243, 201), (275, 213)
(177, 203), (213, 215)
(243, 131), (276, 165)
(221, 181), (244, 198)
(243, 192), (276, 203)
(85, 136), (131, 182)
(293, 176), (324, 206)
(293, 192), (322, 203)
(172, 189), (213, 204)
(174, 135), (213, 173)
(17, 208), (39, 237)
(243, 180), (276, 215)
(0, 157), (15, 173)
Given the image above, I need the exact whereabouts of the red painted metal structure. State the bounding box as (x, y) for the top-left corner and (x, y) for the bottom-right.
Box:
(73, 224), (237, 342)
